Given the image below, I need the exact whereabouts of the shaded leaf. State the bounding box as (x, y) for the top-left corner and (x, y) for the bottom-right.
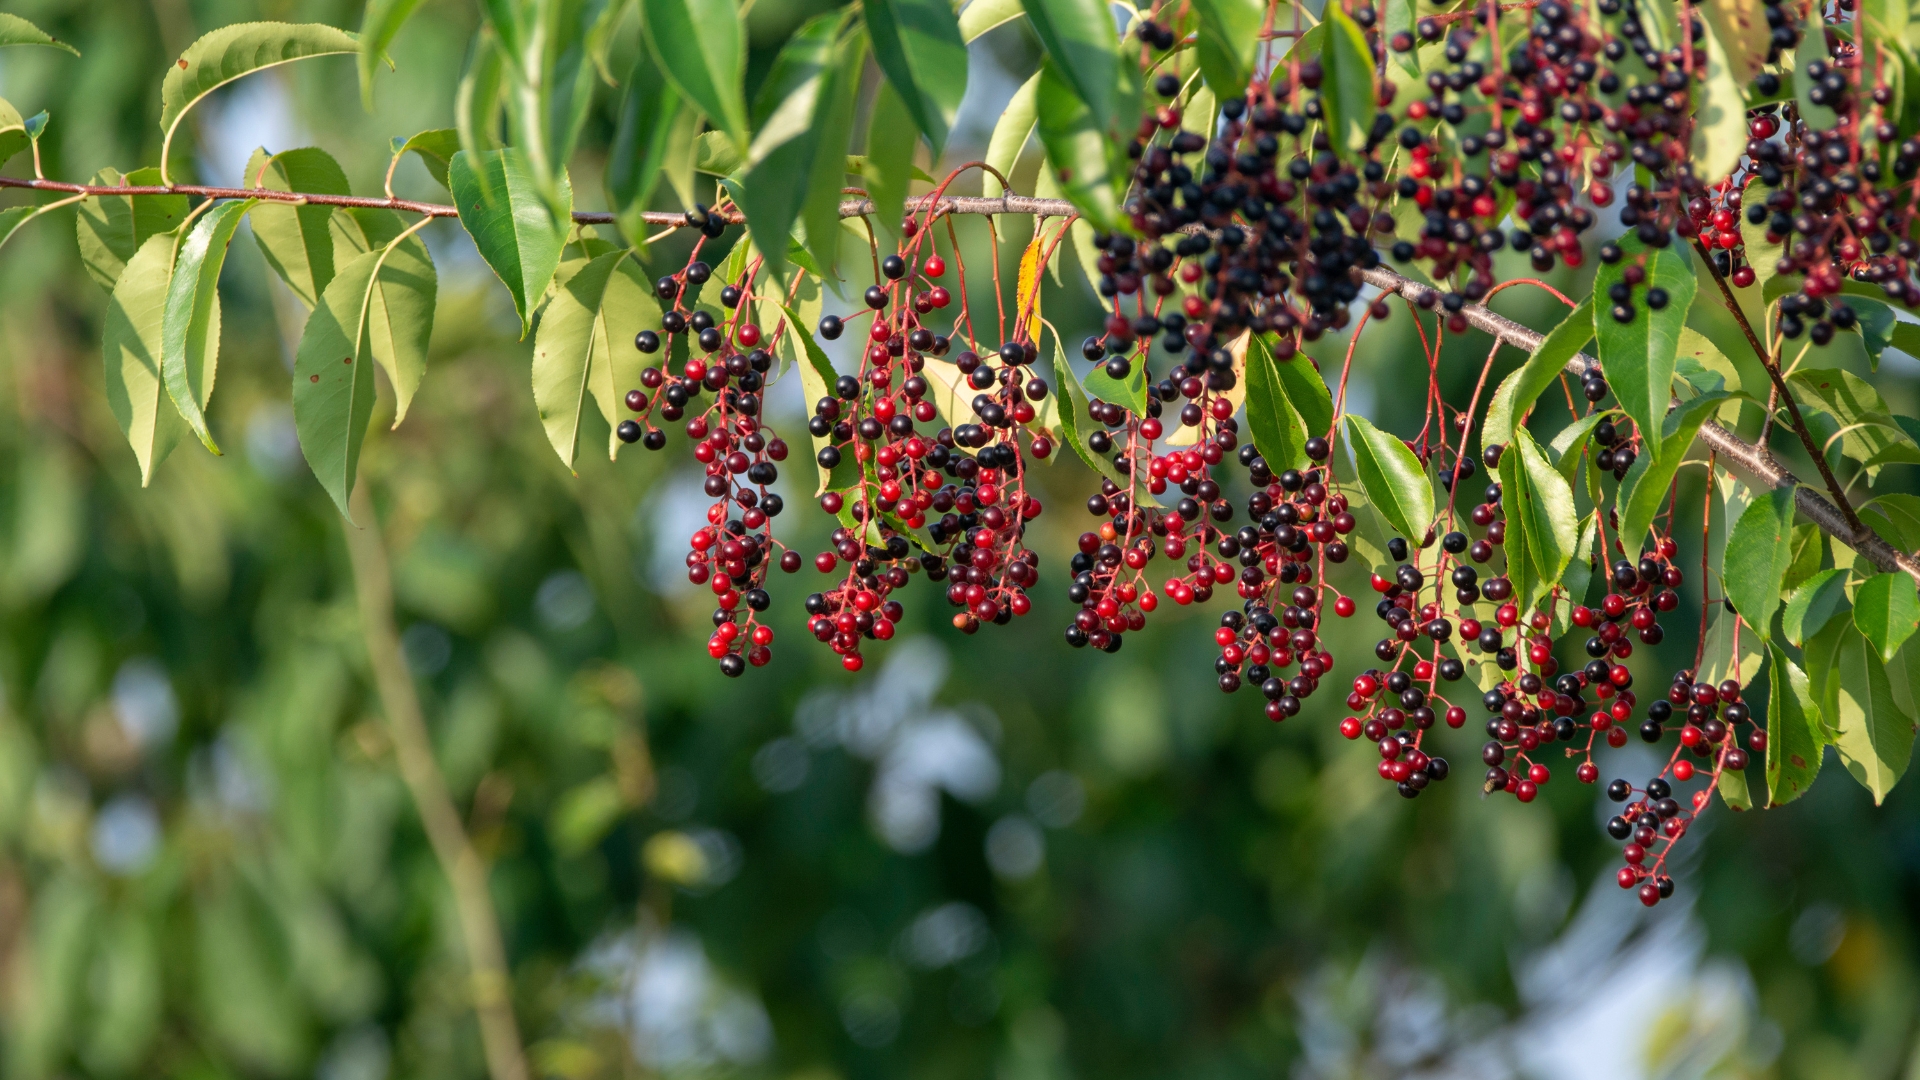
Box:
(1318, 7), (1376, 159)
(1830, 622), (1916, 804)
(1615, 391), (1728, 548)
(362, 232), (436, 426)
(103, 234), (192, 484)
(1690, 19), (1746, 183)
(161, 199), (254, 453)
(246, 146), (351, 308)
(1722, 486), (1796, 639)
(1020, 0), (1123, 127)
(1035, 59), (1125, 231)
(1593, 237), (1697, 457)
(357, 0), (420, 103)
(1051, 343), (1127, 487)
(608, 54), (681, 246)
(1853, 572), (1920, 664)
(983, 71), (1041, 198)
(864, 0), (968, 153)
(1345, 414), (1433, 545)
(641, 0), (748, 149)
(1245, 333), (1307, 471)
(866, 81), (918, 240)
(960, 0), (1026, 41)
(1484, 299), (1592, 448)
(1764, 642), (1825, 805)
(292, 246), (405, 517)
(1190, 0), (1266, 99)
(533, 250), (655, 468)
(1499, 428), (1579, 613)
(390, 128), (460, 189)
(1782, 567), (1849, 648)
(449, 147), (571, 338)
(75, 167), (189, 292)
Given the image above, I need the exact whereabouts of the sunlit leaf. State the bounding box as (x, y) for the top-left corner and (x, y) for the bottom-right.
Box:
(1722, 486), (1796, 639)
(1484, 299), (1592, 448)
(449, 147), (571, 338)
(1764, 642), (1825, 806)
(103, 234), (191, 484)
(863, 0), (968, 153)
(641, 0), (748, 149)
(1345, 414), (1433, 545)
(245, 146), (350, 308)
(1853, 572), (1920, 664)
(1593, 236), (1696, 458)
(160, 199), (254, 453)
(160, 23), (359, 181)
(75, 167), (189, 292)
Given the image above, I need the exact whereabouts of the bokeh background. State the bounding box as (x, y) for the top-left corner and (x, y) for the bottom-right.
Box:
(3, 0), (1920, 1077)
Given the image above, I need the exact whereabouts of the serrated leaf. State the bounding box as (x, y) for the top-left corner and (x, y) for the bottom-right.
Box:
(1723, 486), (1796, 639)
(160, 199), (254, 453)
(1830, 622), (1915, 804)
(293, 250), (387, 518)
(363, 232), (436, 426)
(864, 0), (967, 153)
(1319, 6), (1377, 159)
(1853, 572), (1920, 664)
(1549, 412), (1605, 486)
(1245, 333), (1307, 470)
(1691, 19), (1746, 184)
(1499, 428), (1579, 613)
(0, 12), (79, 54)
(1035, 59), (1126, 231)
(1020, 0), (1123, 127)
(1593, 237), (1697, 458)
(641, 0), (748, 150)
(1190, 0), (1265, 99)
(1081, 355), (1147, 416)
(245, 146), (350, 308)
(356, 0), (420, 104)
(534, 250), (636, 468)
(1782, 567), (1850, 648)
(608, 54), (681, 247)
(1781, 523), (1823, 593)
(1786, 366), (1920, 468)
(1764, 642), (1825, 806)
(960, 0), (1026, 40)
(1615, 391), (1728, 548)
(449, 147), (571, 338)
(390, 128), (460, 189)
(75, 167), (189, 292)
(103, 234), (193, 483)
(1484, 299), (1592, 448)
(1345, 414), (1433, 545)
(984, 71), (1041, 198)
(160, 23), (359, 180)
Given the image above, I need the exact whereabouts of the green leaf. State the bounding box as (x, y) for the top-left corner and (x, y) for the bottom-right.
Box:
(1830, 622), (1915, 805)
(1081, 356), (1147, 416)
(1484, 299), (1592, 448)
(984, 71), (1041, 198)
(160, 199), (253, 454)
(363, 232), (436, 426)
(0, 12), (80, 55)
(866, 81), (918, 241)
(1035, 59), (1126, 231)
(75, 167), (189, 292)
(1345, 414), (1433, 545)
(1861, 493), (1920, 551)
(1190, 0), (1266, 99)
(1794, 21), (1839, 129)
(533, 250), (654, 468)
(799, 32), (866, 279)
(608, 54), (681, 246)
(734, 15), (857, 279)
(1593, 237), (1697, 458)
(1561, 512), (1600, 612)
(457, 27), (507, 163)
(1782, 567), (1849, 648)
(1841, 294), (1898, 370)
(1786, 366), (1920, 469)
(245, 147), (351, 308)
(1690, 18), (1747, 184)
(1245, 334), (1307, 471)
(1722, 486), (1796, 640)
(1020, 0), (1123, 128)
(1698, 0), (1769, 85)
(960, 0), (1026, 41)
(293, 249), (386, 518)
(1051, 343), (1127, 487)
(1549, 412), (1605, 486)
(1499, 428), (1579, 613)
(1764, 642), (1825, 806)
(864, 0), (968, 154)
(496, 0), (612, 214)
(449, 147), (571, 338)
(0, 98), (27, 172)
(0, 207), (37, 253)
(103, 234), (191, 484)
(159, 23), (359, 181)
(1319, 7), (1377, 159)
(1853, 572), (1920, 664)
(1274, 349), (1333, 437)
(390, 128), (460, 189)
(1615, 391), (1728, 548)
(1781, 523), (1823, 593)
(641, 0), (748, 150)
(356, 0), (419, 104)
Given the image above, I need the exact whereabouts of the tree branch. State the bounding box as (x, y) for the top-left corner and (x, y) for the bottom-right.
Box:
(341, 485), (530, 1080)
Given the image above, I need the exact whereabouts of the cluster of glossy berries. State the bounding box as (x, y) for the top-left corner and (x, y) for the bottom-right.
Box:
(1578, 537), (1682, 670)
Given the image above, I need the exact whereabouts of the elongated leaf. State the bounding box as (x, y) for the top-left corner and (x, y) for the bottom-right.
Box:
(1549, 412), (1605, 486)
(1794, 22), (1838, 129)
(1484, 299), (1592, 447)
(0, 12), (80, 54)
(1275, 351), (1333, 437)
(778, 301), (849, 494)
(867, 81), (918, 240)
(533, 250), (657, 467)
(245, 147), (350, 308)
(293, 250), (385, 517)
(76, 167), (189, 292)
(1035, 59), (1124, 231)
(1830, 622), (1915, 804)
(1593, 239), (1696, 458)
(641, 0), (747, 149)
(498, 0), (610, 214)
(161, 199), (254, 453)
(390, 128), (460, 189)
(1691, 20), (1746, 183)
(0, 99), (27, 172)
(364, 232), (436, 425)
(1764, 642), (1825, 806)
(734, 15), (844, 279)
(960, 0), (1025, 41)
(1020, 0), (1122, 126)
(984, 71), (1041, 198)
(1052, 343), (1126, 486)
(1345, 414), (1433, 545)
(457, 27), (507, 164)
(160, 23), (359, 180)
(609, 54), (681, 246)
(357, 0), (421, 103)
(864, 0), (968, 153)
(799, 32), (865, 278)
(103, 234), (193, 483)
(1783, 567), (1849, 648)
(1723, 486), (1796, 639)
(1786, 366), (1920, 469)
(1615, 391), (1728, 548)
(1499, 428), (1579, 613)
(1081, 356), (1146, 416)
(1190, 0), (1265, 99)
(1319, 7), (1376, 159)
(1245, 333), (1307, 470)
(1853, 572), (1920, 664)
(450, 147), (571, 338)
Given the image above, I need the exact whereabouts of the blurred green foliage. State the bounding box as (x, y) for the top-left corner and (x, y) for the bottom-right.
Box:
(2, 0), (1920, 1078)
